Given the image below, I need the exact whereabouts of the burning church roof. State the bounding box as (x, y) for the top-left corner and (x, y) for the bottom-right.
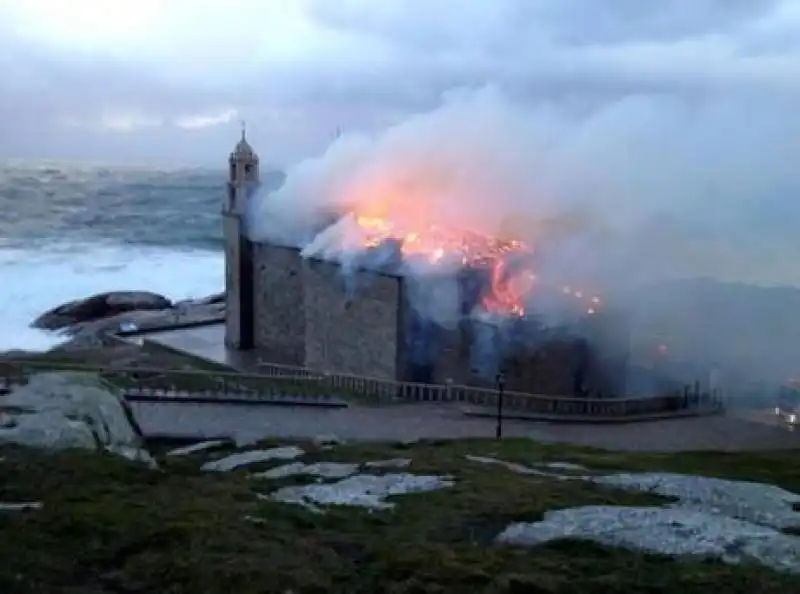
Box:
(299, 209), (602, 323)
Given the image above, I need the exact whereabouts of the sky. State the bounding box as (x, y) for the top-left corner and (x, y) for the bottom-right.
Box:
(1, 0), (799, 166)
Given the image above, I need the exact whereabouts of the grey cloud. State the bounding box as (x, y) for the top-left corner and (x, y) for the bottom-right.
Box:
(304, 0), (783, 49)
(510, 0), (783, 45)
(0, 0), (799, 163)
(303, 0), (508, 53)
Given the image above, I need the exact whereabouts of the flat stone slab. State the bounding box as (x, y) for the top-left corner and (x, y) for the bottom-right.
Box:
(166, 439), (230, 457)
(477, 456), (800, 574)
(251, 458), (413, 480)
(497, 505), (800, 574)
(201, 446), (305, 472)
(262, 472), (455, 511)
(593, 472), (800, 530)
(253, 461), (359, 480)
(0, 502), (43, 512)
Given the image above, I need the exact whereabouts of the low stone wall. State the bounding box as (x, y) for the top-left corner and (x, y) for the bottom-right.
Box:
(115, 316), (225, 338)
(0, 355), (724, 420)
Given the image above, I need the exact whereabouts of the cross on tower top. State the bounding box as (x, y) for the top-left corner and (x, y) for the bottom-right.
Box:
(232, 120), (256, 158)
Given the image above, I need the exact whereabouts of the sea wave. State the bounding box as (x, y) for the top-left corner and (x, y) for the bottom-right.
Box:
(0, 241), (224, 351)
(0, 163), (226, 250)
(0, 161), (285, 350)
(0, 163), (232, 350)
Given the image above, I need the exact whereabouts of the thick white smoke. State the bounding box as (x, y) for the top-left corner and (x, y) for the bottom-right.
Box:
(245, 86), (800, 390)
(248, 85), (800, 287)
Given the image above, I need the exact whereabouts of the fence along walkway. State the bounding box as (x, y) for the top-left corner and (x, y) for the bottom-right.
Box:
(322, 370), (724, 417)
(0, 358), (723, 418)
(0, 359), (347, 407)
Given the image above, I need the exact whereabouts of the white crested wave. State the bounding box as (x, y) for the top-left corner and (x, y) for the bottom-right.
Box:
(0, 241), (223, 351)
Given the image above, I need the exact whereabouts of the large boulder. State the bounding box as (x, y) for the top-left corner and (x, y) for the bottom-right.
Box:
(32, 291), (172, 331)
(0, 372), (155, 466)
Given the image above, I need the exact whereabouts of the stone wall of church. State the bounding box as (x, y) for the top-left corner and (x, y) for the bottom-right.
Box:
(303, 257), (403, 379)
(448, 318), (617, 396)
(248, 241), (405, 378)
(497, 312), (631, 397)
(251, 242), (306, 365)
(223, 213), (242, 349)
(243, 239), (629, 393)
(577, 309), (631, 397)
(501, 340), (586, 395)
(430, 322), (472, 385)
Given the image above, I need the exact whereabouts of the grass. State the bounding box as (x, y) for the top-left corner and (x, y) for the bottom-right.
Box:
(1, 437), (799, 593)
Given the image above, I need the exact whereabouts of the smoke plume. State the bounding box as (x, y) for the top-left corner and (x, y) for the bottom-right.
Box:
(245, 86), (800, 392)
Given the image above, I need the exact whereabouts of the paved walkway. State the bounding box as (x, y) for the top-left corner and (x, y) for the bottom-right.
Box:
(103, 323), (800, 452)
(131, 401), (800, 452)
(139, 323), (262, 370)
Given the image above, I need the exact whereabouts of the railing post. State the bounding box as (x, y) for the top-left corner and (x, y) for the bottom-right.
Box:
(495, 372), (505, 440)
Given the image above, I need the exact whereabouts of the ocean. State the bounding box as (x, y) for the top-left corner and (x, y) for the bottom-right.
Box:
(0, 162), (239, 351)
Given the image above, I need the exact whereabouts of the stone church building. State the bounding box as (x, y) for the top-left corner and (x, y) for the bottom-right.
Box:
(223, 132), (630, 396)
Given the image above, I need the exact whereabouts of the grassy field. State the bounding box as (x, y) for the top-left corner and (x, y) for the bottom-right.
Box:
(1, 437), (798, 593)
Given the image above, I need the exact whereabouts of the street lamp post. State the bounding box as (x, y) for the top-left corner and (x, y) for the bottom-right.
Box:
(495, 371), (506, 440)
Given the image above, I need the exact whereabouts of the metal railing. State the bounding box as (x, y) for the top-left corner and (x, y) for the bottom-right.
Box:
(0, 360), (323, 400)
(320, 371), (722, 416)
(0, 357), (723, 418)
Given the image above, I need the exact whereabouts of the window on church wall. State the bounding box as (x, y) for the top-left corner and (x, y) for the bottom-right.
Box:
(244, 163), (253, 176)
(229, 163), (236, 180)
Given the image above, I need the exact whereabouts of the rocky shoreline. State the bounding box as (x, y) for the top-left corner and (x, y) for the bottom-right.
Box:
(26, 290), (226, 352)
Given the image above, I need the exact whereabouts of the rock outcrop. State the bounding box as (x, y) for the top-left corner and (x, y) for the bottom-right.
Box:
(33, 291), (173, 331)
(29, 291), (226, 351)
(0, 371), (154, 466)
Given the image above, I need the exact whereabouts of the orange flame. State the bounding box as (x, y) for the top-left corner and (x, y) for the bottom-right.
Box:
(481, 259), (537, 316)
(322, 167), (604, 317)
(347, 213), (602, 318)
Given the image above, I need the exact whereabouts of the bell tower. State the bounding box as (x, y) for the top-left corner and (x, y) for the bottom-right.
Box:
(226, 122), (260, 214)
(223, 122), (259, 350)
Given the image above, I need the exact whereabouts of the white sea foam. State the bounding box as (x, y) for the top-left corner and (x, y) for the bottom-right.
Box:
(0, 241), (223, 351)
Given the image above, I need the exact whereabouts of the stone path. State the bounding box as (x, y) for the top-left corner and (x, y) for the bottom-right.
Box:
(131, 401), (800, 452)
